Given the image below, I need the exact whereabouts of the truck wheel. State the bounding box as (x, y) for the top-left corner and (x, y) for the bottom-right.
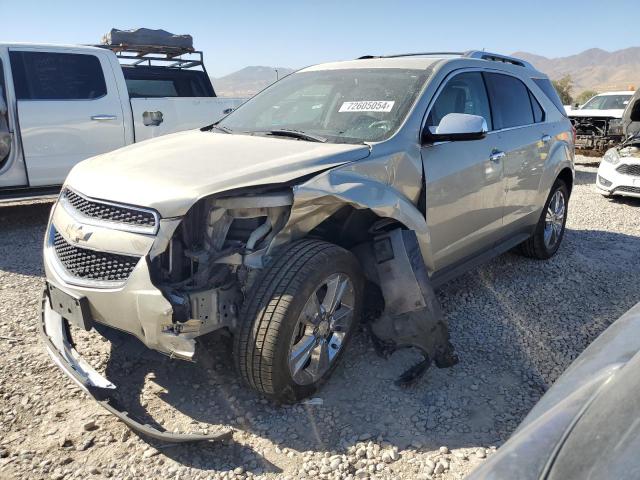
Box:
(518, 179), (569, 259)
(234, 240), (363, 403)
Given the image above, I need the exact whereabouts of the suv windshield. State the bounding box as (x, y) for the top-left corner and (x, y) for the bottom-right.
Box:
(582, 94), (632, 110)
(218, 68), (430, 143)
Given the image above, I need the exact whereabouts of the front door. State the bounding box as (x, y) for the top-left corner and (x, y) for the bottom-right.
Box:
(9, 48), (126, 186)
(421, 71), (505, 271)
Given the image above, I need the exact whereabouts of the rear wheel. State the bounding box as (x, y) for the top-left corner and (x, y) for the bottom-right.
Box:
(234, 240), (364, 403)
(518, 179), (569, 259)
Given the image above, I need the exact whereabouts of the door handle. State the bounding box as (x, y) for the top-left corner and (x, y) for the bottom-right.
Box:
(541, 134), (552, 143)
(489, 150), (506, 163)
(91, 114), (117, 121)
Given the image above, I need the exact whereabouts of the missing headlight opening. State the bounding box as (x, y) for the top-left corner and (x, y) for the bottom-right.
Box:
(151, 191), (293, 341)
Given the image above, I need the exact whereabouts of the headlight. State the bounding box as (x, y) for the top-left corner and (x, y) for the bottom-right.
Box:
(608, 118), (623, 136)
(602, 149), (620, 165)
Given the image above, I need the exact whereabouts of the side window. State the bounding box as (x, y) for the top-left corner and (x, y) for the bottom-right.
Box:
(529, 91), (545, 123)
(484, 73), (534, 129)
(9, 51), (107, 100)
(426, 72), (492, 131)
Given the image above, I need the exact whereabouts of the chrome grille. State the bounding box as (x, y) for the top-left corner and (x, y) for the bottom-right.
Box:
(616, 164), (640, 177)
(53, 230), (140, 282)
(62, 188), (157, 228)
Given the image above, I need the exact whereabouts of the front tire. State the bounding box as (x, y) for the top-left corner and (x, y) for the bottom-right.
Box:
(234, 240), (364, 403)
(518, 179), (569, 259)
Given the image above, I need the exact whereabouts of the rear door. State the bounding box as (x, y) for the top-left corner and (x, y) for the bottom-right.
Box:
(483, 72), (549, 232)
(421, 71), (505, 271)
(9, 48), (126, 186)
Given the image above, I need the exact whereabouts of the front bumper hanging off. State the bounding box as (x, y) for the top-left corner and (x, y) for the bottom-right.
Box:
(39, 291), (232, 443)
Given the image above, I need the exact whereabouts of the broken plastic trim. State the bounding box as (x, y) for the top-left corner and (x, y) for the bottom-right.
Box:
(370, 229), (458, 385)
(39, 292), (232, 443)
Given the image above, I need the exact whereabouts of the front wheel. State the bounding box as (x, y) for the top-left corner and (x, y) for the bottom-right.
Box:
(234, 240), (364, 403)
(518, 179), (569, 259)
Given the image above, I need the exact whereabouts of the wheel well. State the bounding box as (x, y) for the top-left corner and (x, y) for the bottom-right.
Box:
(305, 205), (400, 250)
(558, 167), (573, 194)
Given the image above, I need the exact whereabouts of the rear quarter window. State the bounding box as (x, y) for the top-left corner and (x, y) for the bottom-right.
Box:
(532, 78), (567, 116)
(9, 51), (107, 100)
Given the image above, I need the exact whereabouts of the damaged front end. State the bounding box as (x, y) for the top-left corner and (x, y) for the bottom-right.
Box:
(148, 188), (295, 356)
(570, 116), (624, 155)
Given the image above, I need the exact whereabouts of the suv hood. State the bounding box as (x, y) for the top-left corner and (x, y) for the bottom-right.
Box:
(65, 130), (371, 217)
(569, 108), (624, 119)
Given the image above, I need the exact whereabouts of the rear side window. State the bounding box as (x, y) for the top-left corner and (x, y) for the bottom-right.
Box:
(426, 71), (492, 130)
(122, 67), (215, 98)
(532, 78), (567, 116)
(484, 73), (534, 129)
(10, 51), (106, 100)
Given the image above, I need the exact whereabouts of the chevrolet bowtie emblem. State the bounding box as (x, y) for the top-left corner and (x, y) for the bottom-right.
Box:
(65, 223), (93, 243)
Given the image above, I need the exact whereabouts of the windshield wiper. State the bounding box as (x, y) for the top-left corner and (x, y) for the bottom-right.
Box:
(209, 124), (233, 134)
(263, 129), (327, 143)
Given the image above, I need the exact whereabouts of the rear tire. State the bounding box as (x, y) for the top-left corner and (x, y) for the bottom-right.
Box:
(518, 179), (569, 259)
(234, 240), (364, 403)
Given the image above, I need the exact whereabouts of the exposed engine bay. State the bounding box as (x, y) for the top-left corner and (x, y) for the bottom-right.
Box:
(150, 190), (293, 338)
(570, 116), (624, 155)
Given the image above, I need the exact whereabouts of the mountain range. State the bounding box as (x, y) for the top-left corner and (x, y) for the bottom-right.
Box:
(212, 48), (640, 98)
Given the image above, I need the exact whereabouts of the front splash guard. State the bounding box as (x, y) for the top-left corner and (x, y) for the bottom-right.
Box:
(370, 229), (458, 385)
(40, 292), (232, 443)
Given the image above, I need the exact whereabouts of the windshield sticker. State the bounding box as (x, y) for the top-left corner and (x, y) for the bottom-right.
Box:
(339, 101), (395, 113)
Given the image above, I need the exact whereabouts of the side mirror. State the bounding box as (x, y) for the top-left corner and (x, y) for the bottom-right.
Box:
(629, 100), (640, 122)
(573, 102), (580, 108)
(422, 113), (488, 143)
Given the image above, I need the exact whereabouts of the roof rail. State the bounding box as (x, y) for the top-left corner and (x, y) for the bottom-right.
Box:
(356, 50), (535, 69)
(462, 51), (535, 69)
(357, 52), (463, 60)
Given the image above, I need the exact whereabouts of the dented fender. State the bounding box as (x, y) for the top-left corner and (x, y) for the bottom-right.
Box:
(268, 152), (436, 272)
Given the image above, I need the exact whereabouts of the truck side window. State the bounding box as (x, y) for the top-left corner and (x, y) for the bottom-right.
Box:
(426, 72), (492, 131)
(484, 73), (534, 129)
(9, 51), (107, 100)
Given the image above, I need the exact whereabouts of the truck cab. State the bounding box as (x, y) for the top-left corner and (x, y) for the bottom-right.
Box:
(0, 41), (244, 201)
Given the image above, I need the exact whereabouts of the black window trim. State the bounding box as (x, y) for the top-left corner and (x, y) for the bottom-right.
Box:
(9, 49), (108, 102)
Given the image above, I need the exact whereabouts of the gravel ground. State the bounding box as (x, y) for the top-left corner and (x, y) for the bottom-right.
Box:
(1, 159), (640, 480)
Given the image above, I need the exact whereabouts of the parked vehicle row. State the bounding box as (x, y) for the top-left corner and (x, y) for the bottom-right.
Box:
(0, 34), (244, 202)
(38, 50), (575, 439)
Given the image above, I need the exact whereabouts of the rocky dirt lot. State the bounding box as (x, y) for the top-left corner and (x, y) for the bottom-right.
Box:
(1, 160), (640, 480)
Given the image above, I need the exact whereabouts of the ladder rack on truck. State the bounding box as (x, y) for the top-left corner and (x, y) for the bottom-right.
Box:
(96, 44), (207, 72)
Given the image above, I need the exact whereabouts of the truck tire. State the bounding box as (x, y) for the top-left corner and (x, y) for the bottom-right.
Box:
(234, 240), (364, 403)
(518, 179), (569, 259)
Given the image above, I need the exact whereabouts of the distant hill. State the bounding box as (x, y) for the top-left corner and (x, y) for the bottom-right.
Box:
(212, 66), (295, 97)
(512, 48), (640, 93)
(213, 48), (640, 98)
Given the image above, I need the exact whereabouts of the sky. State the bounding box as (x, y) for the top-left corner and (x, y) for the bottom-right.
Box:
(1, 0), (637, 77)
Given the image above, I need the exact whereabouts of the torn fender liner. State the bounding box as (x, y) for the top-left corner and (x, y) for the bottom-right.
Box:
(39, 292), (232, 443)
(371, 229), (458, 385)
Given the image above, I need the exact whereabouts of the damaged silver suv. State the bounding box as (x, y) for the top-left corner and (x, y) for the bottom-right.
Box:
(41, 51), (574, 439)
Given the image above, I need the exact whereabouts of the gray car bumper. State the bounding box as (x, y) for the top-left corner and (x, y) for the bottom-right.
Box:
(40, 290), (232, 443)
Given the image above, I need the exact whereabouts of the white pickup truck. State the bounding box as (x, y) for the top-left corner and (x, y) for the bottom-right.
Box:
(0, 42), (244, 201)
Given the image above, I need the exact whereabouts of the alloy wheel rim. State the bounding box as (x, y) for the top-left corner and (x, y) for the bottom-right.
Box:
(544, 190), (566, 249)
(288, 273), (355, 385)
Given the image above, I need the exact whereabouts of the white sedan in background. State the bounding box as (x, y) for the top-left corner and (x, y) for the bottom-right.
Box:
(596, 140), (640, 198)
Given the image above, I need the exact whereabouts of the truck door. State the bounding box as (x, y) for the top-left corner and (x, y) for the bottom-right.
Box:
(9, 48), (126, 186)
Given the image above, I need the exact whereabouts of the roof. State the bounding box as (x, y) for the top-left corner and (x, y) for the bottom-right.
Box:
(593, 91), (635, 96)
(0, 42), (106, 52)
(299, 50), (542, 74)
